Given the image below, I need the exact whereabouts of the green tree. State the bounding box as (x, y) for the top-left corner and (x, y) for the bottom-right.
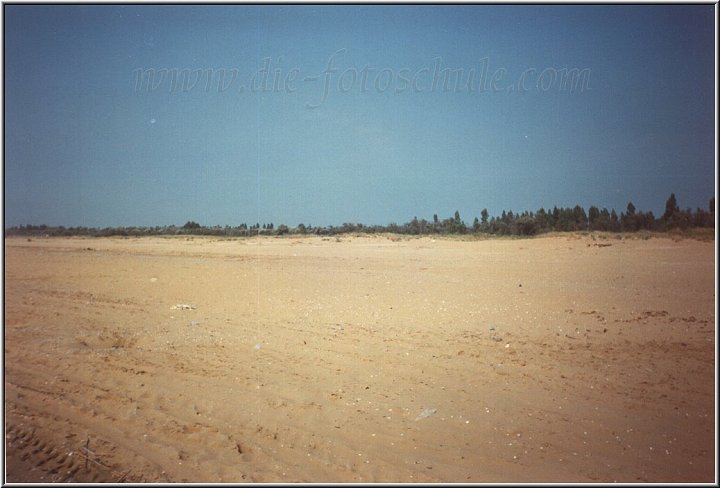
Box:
(594, 208), (613, 231)
(693, 208), (709, 228)
(535, 208), (548, 231)
(621, 206), (638, 231)
(409, 217), (420, 235)
(512, 215), (537, 236)
(453, 210), (466, 233)
(588, 206), (600, 229)
(551, 207), (560, 230)
(572, 205), (588, 230)
(663, 193), (679, 221)
(556, 208), (574, 231)
(636, 211), (655, 230)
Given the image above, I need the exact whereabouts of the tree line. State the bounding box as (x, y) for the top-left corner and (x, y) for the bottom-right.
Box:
(6, 193), (715, 238)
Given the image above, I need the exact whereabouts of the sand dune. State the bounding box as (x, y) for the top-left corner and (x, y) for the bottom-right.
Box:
(3, 234), (715, 482)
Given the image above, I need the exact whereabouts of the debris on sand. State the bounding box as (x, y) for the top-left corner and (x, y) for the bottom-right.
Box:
(171, 304), (196, 310)
(415, 408), (437, 421)
(489, 325), (503, 342)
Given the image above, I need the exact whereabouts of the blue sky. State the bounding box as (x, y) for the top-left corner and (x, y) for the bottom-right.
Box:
(3, 5), (715, 228)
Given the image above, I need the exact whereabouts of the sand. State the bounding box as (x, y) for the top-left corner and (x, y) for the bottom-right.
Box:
(3, 234), (716, 482)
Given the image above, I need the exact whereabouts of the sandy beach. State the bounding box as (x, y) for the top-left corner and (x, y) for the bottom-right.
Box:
(3, 234), (715, 482)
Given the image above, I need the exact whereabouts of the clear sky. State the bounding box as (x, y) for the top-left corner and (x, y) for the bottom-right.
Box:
(3, 5), (716, 228)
